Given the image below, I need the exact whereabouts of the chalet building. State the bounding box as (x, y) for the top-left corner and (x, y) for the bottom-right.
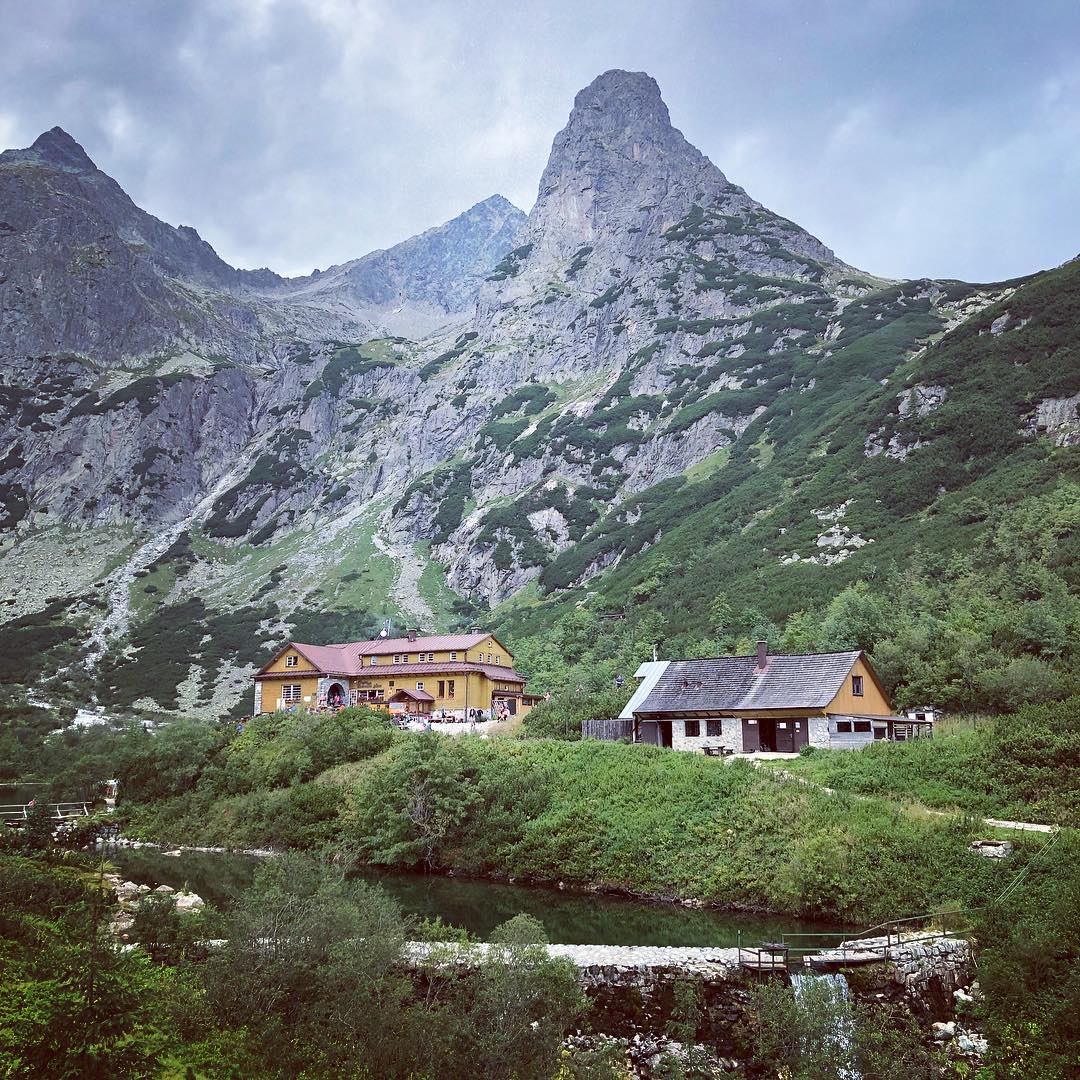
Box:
(253, 627), (537, 719)
(593, 643), (930, 753)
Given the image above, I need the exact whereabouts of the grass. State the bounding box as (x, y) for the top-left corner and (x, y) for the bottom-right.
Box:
(121, 728), (1030, 925)
(767, 700), (1080, 827)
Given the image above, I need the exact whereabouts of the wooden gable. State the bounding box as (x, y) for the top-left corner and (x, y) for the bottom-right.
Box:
(258, 643), (320, 676)
(826, 653), (893, 715)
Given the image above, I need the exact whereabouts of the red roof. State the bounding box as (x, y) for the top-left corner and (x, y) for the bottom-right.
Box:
(258, 632), (510, 672)
(256, 653), (525, 684)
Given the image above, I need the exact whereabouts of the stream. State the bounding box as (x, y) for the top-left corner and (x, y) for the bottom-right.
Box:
(105, 846), (848, 947)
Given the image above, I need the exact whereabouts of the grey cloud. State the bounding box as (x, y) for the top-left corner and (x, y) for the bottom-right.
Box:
(3, 0), (1079, 281)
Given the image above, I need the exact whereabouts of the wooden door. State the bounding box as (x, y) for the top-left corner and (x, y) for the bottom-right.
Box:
(741, 719), (760, 752)
(775, 720), (794, 753)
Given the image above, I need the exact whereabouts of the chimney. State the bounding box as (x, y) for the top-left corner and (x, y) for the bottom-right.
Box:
(756, 640), (768, 670)
(407, 628), (418, 642)
(468, 625), (483, 634)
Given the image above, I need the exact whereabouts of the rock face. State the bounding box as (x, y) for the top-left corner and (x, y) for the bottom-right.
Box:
(0, 127), (522, 362)
(292, 195), (527, 337)
(0, 70), (1072, 713)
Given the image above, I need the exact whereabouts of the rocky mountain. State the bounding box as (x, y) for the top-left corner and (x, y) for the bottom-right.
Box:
(1, 70), (1077, 717)
(288, 194), (526, 338)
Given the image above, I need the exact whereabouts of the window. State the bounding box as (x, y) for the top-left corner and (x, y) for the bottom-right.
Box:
(450, 651), (458, 661)
(438, 680), (445, 697)
(370, 656), (378, 665)
(853, 720), (872, 733)
(873, 726), (887, 740)
(285, 654), (298, 668)
(487, 653), (492, 663)
(416, 681), (425, 691)
(852, 675), (864, 697)
(349, 689), (359, 705)
(684, 720), (700, 737)
(495, 655), (501, 665)
(405, 654), (412, 663)
(388, 680), (395, 688)
(706, 719), (721, 737)
(448, 680), (455, 696)
(427, 652), (435, 662)
(393, 654), (400, 664)
(282, 684), (301, 703)
(834, 720), (853, 733)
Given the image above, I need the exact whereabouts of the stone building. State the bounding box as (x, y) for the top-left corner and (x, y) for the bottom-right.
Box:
(608, 643), (930, 753)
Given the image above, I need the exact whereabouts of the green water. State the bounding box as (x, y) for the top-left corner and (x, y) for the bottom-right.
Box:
(106, 846), (847, 947)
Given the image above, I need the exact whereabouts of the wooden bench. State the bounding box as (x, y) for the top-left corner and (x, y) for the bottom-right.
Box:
(703, 746), (734, 758)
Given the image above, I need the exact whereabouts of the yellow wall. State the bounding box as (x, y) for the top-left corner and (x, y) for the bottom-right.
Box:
(826, 656), (892, 715)
(348, 669), (522, 710)
(263, 648), (317, 674)
(260, 675), (321, 711)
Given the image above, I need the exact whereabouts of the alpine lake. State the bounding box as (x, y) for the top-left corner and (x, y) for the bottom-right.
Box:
(106, 845), (848, 948)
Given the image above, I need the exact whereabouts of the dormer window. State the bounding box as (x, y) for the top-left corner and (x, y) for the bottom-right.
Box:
(852, 675), (864, 697)
(285, 655), (298, 668)
(450, 651), (458, 661)
(370, 656), (378, 666)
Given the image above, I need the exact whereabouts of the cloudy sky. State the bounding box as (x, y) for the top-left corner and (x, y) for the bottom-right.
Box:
(4, 0), (1079, 281)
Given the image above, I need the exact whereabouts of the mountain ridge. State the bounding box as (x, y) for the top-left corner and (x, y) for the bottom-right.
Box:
(0, 69), (1076, 719)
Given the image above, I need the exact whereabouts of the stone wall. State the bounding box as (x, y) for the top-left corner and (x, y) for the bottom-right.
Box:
(808, 716), (830, 748)
(670, 717), (740, 753)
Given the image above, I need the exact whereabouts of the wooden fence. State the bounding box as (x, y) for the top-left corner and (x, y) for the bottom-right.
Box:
(581, 718), (634, 742)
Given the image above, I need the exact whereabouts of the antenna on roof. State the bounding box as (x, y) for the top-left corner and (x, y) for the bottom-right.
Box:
(379, 618), (390, 639)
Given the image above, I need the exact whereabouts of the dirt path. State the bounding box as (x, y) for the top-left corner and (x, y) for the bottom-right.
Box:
(754, 759), (1057, 834)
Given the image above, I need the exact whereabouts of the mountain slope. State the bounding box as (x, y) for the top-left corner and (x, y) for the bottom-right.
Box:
(0, 70), (1077, 719)
(290, 194), (526, 337)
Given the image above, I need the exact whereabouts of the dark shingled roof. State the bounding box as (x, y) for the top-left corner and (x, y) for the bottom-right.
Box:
(634, 651), (864, 716)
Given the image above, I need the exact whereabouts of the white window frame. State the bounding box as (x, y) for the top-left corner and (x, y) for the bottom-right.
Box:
(281, 683), (301, 703)
(416, 681), (425, 691)
(450, 651), (457, 661)
(369, 656), (378, 665)
(495, 655), (501, 665)
(285, 655), (298, 668)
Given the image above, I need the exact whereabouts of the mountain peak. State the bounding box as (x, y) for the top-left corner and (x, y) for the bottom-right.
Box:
(29, 127), (97, 172)
(574, 69), (668, 117)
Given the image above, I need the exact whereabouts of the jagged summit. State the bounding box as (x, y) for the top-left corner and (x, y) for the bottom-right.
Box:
(564, 69), (683, 151)
(29, 126), (97, 172)
(520, 69), (728, 262)
(0, 126), (98, 174)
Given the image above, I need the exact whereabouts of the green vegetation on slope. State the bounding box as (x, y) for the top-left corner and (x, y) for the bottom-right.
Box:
(770, 699), (1080, 827)
(499, 262), (1080, 715)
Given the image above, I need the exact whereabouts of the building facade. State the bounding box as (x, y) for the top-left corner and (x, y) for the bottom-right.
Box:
(253, 628), (535, 719)
(619, 644), (930, 753)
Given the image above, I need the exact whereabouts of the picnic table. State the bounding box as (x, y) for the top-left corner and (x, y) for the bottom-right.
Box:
(703, 745), (734, 758)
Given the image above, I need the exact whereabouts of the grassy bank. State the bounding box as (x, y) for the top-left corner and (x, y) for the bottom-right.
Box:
(767, 698), (1080, 827)
(116, 713), (1033, 926)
